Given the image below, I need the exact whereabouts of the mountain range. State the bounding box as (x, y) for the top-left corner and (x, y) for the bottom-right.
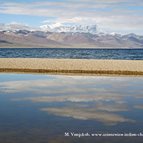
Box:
(0, 23), (143, 48)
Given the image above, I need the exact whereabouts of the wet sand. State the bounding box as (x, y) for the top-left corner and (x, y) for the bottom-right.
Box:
(0, 58), (143, 75)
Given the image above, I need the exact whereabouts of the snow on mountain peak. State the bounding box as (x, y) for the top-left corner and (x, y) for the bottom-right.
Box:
(40, 23), (97, 34)
(0, 23), (36, 32)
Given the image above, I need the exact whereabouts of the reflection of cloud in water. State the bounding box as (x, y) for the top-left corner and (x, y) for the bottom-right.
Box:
(18, 94), (122, 103)
(134, 105), (143, 109)
(0, 76), (143, 98)
(94, 103), (128, 112)
(1, 75), (143, 126)
(41, 107), (134, 125)
(0, 79), (70, 93)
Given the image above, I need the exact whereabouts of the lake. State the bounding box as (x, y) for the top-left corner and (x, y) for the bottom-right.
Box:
(0, 73), (143, 143)
(0, 48), (143, 60)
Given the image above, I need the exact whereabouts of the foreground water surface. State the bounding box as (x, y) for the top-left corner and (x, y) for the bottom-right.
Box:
(0, 73), (143, 143)
(0, 48), (143, 60)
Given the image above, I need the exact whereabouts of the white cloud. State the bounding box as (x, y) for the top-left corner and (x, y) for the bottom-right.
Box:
(0, 0), (143, 34)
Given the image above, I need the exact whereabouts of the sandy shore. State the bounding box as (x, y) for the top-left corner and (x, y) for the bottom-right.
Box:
(0, 58), (143, 75)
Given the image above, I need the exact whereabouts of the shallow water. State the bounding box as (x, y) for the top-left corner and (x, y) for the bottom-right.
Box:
(0, 48), (143, 60)
(0, 73), (143, 143)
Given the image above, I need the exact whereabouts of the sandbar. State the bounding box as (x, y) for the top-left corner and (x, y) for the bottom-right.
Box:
(0, 58), (143, 75)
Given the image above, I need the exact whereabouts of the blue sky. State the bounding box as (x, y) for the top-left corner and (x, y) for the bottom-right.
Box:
(0, 0), (143, 34)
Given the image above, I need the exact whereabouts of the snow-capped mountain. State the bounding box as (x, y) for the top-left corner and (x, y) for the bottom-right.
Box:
(0, 23), (36, 32)
(0, 22), (143, 48)
(1, 23), (98, 34)
(40, 24), (97, 34)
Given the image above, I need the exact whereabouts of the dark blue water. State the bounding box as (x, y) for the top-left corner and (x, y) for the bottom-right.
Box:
(0, 73), (143, 143)
(0, 48), (143, 60)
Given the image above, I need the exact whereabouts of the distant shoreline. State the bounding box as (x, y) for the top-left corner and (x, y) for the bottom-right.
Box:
(0, 58), (143, 76)
(0, 46), (143, 49)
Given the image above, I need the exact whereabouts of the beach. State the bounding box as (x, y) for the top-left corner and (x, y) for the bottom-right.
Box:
(0, 58), (143, 75)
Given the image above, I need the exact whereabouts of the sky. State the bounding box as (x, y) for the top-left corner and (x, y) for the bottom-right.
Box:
(0, 0), (143, 34)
